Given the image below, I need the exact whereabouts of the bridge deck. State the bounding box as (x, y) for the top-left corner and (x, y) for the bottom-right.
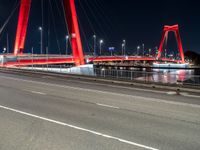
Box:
(0, 54), (181, 67)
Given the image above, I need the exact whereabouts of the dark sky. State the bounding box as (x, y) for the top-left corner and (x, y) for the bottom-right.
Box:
(0, 0), (199, 55)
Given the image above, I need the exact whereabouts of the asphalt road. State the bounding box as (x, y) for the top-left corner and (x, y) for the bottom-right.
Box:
(0, 71), (200, 150)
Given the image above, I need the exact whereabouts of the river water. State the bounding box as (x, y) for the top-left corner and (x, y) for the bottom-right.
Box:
(94, 67), (200, 85)
(144, 68), (200, 85)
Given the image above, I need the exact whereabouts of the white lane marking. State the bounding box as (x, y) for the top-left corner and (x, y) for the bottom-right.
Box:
(96, 103), (119, 109)
(72, 80), (200, 98)
(180, 93), (200, 98)
(30, 91), (46, 95)
(67, 79), (167, 94)
(23, 89), (47, 95)
(167, 91), (177, 95)
(0, 75), (200, 109)
(0, 105), (159, 150)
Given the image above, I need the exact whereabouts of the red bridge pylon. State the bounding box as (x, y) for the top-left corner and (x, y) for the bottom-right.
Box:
(157, 25), (185, 63)
(14, 0), (85, 66)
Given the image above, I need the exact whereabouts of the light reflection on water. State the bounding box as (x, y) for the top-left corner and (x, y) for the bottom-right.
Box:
(151, 69), (194, 84)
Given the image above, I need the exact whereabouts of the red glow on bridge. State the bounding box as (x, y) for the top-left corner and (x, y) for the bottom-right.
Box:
(9, 0), (186, 67)
(157, 25), (185, 63)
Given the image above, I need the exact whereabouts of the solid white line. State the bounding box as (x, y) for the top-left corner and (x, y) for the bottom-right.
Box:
(96, 103), (119, 109)
(0, 75), (200, 108)
(0, 104), (159, 150)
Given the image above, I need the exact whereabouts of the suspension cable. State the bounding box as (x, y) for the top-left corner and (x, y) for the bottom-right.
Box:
(78, 0), (96, 35)
(54, 0), (66, 30)
(78, 15), (92, 54)
(89, 0), (114, 38)
(61, 0), (71, 49)
(82, 0), (109, 41)
(49, 0), (61, 54)
(0, 1), (20, 36)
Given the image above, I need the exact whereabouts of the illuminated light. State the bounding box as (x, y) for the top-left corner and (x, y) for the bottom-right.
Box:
(5, 57), (75, 67)
(14, 0), (85, 66)
(71, 33), (76, 38)
(63, 0), (85, 66)
(14, 0), (32, 55)
(157, 25), (185, 63)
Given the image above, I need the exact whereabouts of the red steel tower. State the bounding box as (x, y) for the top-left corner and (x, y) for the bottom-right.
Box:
(14, 0), (85, 66)
(157, 25), (185, 63)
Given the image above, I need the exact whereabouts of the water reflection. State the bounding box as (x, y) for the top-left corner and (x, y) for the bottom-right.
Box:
(151, 69), (194, 84)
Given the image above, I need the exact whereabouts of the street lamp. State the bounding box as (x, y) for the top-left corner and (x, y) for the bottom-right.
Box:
(155, 46), (158, 55)
(137, 46), (140, 56)
(31, 47), (34, 69)
(99, 39), (103, 55)
(93, 35), (96, 56)
(149, 49), (151, 57)
(123, 40), (126, 55)
(66, 35), (69, 55)
(3, 47), (6, 53)
(121, 43), (125, 55)
(39, 27), (43, 54)
(142, 43), (144, 56)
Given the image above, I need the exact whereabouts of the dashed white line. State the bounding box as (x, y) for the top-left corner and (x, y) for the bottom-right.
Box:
(23, 89), (47, 95)
(68, 79), (167, 94)
(0, 104), (159, 150)
(180, 93), (200, 98)
(96, 103), (119, 109)
(30, 91), (46, 95)
(166, 91), (177, 95)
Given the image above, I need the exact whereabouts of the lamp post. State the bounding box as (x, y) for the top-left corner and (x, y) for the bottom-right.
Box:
(142, 43), (144, 56)
(137, 46), (140, 56)
(31, 47), (34, 69)
(149, 49), (151, 57)
(3, 47), (6, 54)
(121, 43), (125, 55)
(93, 35), (96, 56)
(155, 46), (158, 55)
(39, 27), (43, 54)
(7, 33), (9, 54)
(66, 35), (69, 55)
(46, 46), (48, 69)
(99, 39), (103, 55)
(123, 40), (126, 56)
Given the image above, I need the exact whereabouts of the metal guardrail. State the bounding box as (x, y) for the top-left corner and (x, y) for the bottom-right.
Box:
(16, 65), (200, 86)
(92, 68), (200, 86)
(1, 65), (200, 86)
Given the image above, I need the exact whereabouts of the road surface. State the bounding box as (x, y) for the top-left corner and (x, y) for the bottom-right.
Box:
(0, 71), (200, 150)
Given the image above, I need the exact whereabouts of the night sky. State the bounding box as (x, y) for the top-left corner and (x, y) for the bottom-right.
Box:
(0, 0), (199, 55)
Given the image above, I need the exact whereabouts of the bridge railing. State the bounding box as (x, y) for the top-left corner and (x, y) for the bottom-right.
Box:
(4, 65), (200, 86)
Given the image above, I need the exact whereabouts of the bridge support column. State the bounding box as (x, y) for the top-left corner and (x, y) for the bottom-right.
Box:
(14, 0), (31, 55)
(63, 0), (85, 66)
(157, 25), (185, 63)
